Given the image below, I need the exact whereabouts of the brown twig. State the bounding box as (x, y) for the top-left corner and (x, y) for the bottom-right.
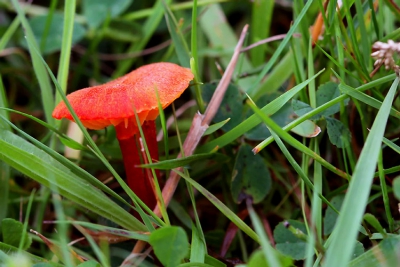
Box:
(153, 24), (249, 217)
(156, 99), (197, 141)
(241, 33), (301, 53)
(72, 41), (171, 61)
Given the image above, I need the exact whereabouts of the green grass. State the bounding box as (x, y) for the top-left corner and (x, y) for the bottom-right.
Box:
(1, 0), (400, 266)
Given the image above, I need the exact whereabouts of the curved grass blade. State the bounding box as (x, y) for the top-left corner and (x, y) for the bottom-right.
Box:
(247, 0), (316, 97)
(339, 84), (400, 119)
(0, 108), (87, 150)
(113, 0), (172, 77)
(247, 200), (281, 267)
(324, 77), (399, 267)
(10, 0), (54, 124)
(55, 0), (77, 105)
(0, 115), (132, 210)
(0, 129), (146, 232)
(254, 74), (397, 151)
(0, 75), (10, 224)
(0, 242), (64, 266)
(245, 97), (349, 179)
(163, 1), (190, 67)
(58, 221), (149, 241)
(140, 152), (228, 170)
(198, 70), (324, 153)
(173, 169), (259, 243)
(203, 118), (231, 136)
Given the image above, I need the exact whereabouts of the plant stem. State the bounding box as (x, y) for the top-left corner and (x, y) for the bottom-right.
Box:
(117, 121), (159, 212)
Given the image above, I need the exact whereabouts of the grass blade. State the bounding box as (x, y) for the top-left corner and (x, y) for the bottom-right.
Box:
(198, 70), (324, 152)
(324, 77), (399, 267)
(247, 0), (315, 97)
(55, 0), (77, 104)
(0, 129), (146, 231)
(10, 0), (54, 124)
(247, 200), (280, 266)
(163, 2), (190, 67)
(174, 169), (259, 243)
(254, 74), (396, 150)
(0, 75), (10, 225)
(114, 0), (172, 77)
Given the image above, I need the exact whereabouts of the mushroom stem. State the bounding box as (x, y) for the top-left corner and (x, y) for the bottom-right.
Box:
(116, 120), (159, 213)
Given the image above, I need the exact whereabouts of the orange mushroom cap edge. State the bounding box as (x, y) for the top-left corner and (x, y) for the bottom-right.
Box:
(52, 62), (194, 139)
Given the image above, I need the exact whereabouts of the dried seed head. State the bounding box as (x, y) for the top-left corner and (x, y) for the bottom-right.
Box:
(371, 40), (400, 75)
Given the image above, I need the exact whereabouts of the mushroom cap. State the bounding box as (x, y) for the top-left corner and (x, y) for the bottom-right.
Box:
(52, 62), (194, 139)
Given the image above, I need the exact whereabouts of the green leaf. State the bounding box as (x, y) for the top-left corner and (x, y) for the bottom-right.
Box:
(248, 249), (293, 267)
(82, 0), (133, 29)
(364, 213), (387, 237)
(392, 176), (400, 200)
(290, 120), (321, 138)
(20, 13), (86, 55)
(292, 99), (319, 119)
(324, 194), (345, 235)
(326, 117), (352, 148)
(1, 218), (31, 250)
(202, 83), (244, 132)
(349, 237), (400, 267)
(190, 224), (205, 264)
(203, 119), (231, 136)
(274, 220), (307, 260)
(352, 241), (365, 259)
(316, 82), (343, 117)
(149, 226), (189, 267)
(0, 129), (145, 231)
(231, 144), (271, 204)
(245, 95), (294, 141)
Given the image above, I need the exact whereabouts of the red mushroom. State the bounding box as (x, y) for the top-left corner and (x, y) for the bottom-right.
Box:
(52, 62), (194, 212)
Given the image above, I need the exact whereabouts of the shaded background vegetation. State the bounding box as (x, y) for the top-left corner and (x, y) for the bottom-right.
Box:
(1, 0), (400, 266)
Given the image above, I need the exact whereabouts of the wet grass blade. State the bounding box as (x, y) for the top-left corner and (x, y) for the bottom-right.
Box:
(163, 1), (190, 67)
(0, 129), (146, 231)
(324, 77), (399, 267)
(174, 169), (259, 243)
(0, 75), (9, 224)
(55, 0), (77, 105)
(339, 83), (400, 119)
(198, 70), (324, 153)
(10, 0), (54, 124)
(254, 74), (396, 150)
